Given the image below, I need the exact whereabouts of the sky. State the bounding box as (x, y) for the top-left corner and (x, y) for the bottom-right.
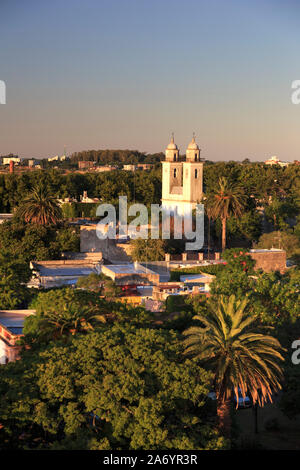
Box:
(0, 0), (300, 161)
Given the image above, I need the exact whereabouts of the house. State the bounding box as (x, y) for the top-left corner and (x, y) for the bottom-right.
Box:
(28, 257), (102, 289)
(179, 272), (215, 292)
(152, 274), (214, 302)
(152, 282), (183, 301)
(0, 213), (13, 224)
(0, 310), (35, 364)
(248, 248), (286, 273)
(101, 262), (160, 286)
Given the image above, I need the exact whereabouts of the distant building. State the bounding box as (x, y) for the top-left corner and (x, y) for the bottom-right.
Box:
(58, 196), (78, 204)
(264, 156), (289, 167)
(48, 155), (66, 162)
(80, 190), (100, 203)
(123, 164), (136, 171)
(48, 155), (59, 162)
(137, 163), (153, 170)
(96, 165), (117, 172)
(28, 159), (39, 168)
(2, 156), (21, 165)
(78, 161), (95, 170)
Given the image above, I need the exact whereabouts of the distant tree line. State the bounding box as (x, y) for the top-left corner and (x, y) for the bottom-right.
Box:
(0, 160), (299, 252)
(69, 149), (164, 165)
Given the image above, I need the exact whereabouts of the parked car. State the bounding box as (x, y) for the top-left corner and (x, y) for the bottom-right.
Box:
(233, 388), (252, 409)
(207, 388), (252, 409)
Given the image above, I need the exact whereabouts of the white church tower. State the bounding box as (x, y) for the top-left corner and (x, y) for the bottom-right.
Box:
(161, 134), (203, 216)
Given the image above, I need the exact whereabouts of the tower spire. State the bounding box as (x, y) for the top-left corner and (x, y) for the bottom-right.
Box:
(165, 133), (179, 161)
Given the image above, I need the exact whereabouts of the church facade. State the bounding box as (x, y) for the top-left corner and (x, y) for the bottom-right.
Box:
(161, 134), (204, 216)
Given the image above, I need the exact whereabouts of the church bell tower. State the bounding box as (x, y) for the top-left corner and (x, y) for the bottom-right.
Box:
(162, 134), (203, 216)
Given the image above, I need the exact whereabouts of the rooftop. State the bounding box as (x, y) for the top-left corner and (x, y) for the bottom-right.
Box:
(0, 310), (35, 335)
(180, 273), (215, 283)
(35, 265), (97, 277)
(103, 264), (150, 275)
(249, 248), (285, 253)
(31, 260), (100, 277)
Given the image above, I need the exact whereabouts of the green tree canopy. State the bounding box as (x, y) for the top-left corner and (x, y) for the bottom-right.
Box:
(130, 238), (166, 262)
(24, 288), (107, 343)
(0, 326), (226, 450)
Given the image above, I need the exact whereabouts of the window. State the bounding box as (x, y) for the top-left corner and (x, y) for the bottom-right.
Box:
(195, 153), (197, 161)
(174, 168), (177, 178)
(195, 169), (198, 178)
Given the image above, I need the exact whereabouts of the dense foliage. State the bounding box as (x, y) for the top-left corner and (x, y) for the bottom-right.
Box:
(0, 219), (79, 263)
(0, 160), (299, 449)
(0, 325), (226, 450)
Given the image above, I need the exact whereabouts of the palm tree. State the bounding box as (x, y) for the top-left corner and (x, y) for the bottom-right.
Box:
(203, 199), (214, 259)
(17, 185), (62, 225)
(183, 295), (284, 439)
(208, 177), (245, 251)
(41, 302), (106, 338)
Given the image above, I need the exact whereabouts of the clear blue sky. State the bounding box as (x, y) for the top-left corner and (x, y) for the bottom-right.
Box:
(0, 0), (300, 160)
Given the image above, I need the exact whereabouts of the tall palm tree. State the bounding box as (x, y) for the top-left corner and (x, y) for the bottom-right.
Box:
(17, 185), (62, 225)
(208, 177), (245, 251)
(203, 199), (214, 258)
(183, 295), (284, 439)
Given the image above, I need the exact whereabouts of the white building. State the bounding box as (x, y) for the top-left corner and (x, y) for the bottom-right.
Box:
(265, 156), (289, 167)
(80, 190), (100, 203)
(123, 164), (136, 171)
(48, 154), (66, 162)
(161, 135), (203, 216)
(2, 156), (21, 165)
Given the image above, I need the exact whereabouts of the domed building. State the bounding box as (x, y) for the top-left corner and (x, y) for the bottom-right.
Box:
(161, 134), (204, 216)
